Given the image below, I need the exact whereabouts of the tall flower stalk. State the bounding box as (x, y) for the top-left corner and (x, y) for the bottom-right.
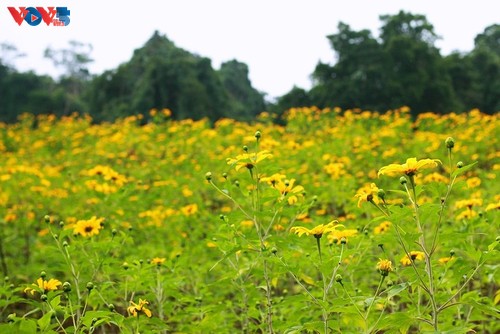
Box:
(374, 139), (484, 331)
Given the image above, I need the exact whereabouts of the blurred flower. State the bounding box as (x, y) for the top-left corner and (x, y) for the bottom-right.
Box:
(374, 221), (391, 234)
(150, 257), (166, 266)
(466, 177), (481, 188)
(181, 204), (198, 216)
(378, 158), (440, 177)
(423, 172), (449, 184)
(438, 257), (453, 265)
(74, 216), (104, 237)
(455, 198), (483, 209)
(127, 299), (152, 317)
(327, 228), (358, 244)
(400, 251), (425, 266)
(456, 208), (477, 220)
(485, 201), (500, 211)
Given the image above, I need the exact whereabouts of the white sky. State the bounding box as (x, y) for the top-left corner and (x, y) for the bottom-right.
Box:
(1, 1), (499, 100)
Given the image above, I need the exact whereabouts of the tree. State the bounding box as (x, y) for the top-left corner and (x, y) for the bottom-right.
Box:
(44, 41), (94, 115)
(87, 32), (263, 122)
(311, 22), (387, 110)
(0, 43), (26, 69)
(218, 60), (266, 120)
(310, 11), (456, 115)
(469, 24), (500, 113)
(0, 68), (61, 123)
(271, 86), (312, 116)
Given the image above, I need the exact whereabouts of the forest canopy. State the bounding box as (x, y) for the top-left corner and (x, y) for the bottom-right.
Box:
(1, 11), (498, 123)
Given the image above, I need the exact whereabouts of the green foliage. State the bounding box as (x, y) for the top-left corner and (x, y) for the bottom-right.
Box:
(309, 11), (459, 117)
(86, 32), (264, 122)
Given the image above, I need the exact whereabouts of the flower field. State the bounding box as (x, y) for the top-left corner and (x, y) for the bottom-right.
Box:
(0, 107), (498, 333)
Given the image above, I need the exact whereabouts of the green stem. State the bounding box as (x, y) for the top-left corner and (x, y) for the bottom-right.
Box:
(365, 276), (385, 322)
(316, 236), (322, 262)
(407, 176), (438, 331)
(0, 228), (8, 276)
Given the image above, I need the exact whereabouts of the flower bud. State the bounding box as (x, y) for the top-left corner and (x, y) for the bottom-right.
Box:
(399, 176), (407, 185)
(122, 262), (129, 270)
(7, 313), (16, 323)
(457, 161), (464, 168)
(112, 228), (117, 236)
(222, 172), (228, 179)
(59, 221), (65, 228)
(108, 303), (115, 311)
(41, 294), (48, 301)
(205, 172), (212, 181)
(449, 249), (455, 257)
(40, 271), (46, 279)
(335, 274), (343, 283)
(271, 247), (278, 255)
(62, 241), (69, 247)
(86, 282), (94, 292)
(44, 215), (51, 223)
(255, 131), (261, 140)
(243, 145), (248, 152)
(445, 137), (455, 149)
(377, 189), (386, 200)
(63, 282), (71, 293)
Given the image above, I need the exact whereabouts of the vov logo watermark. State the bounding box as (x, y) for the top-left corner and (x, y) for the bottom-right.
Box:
(8, 7), (70, 26)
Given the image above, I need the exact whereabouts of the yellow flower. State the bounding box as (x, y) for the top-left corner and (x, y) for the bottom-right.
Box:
(374, 221), (391, 234)
(127, 299), (152, 317)
(73, 216), (104, 237)
(24, 277), (62, 295)
(423, 172), (449, 184)
(354, 183), (379, 207)
(466, 177), (481, 188)
(400, 251), (425, 266)
(226, 150), (272, 171)
(150, 257), (166, 266)
(290, 221), (341, 238)
(455, 198), (483, 209)
(260, 173), (286, 186)
(438, 257), (453, 265)
(181, 203), (198, 216)
(456, 208), (477, 220)
(378, 158), (440, 177)
(274, 178), (304, 205)
(485, 201), (500, 211)
(327, 228), (358, 244)
(376, 259), (393, 276)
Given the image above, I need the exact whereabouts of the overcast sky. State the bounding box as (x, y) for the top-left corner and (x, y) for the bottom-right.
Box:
(1, 1), (499, 100)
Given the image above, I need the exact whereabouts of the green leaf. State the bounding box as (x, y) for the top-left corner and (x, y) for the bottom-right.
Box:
(19, 319), (37, 334)
(49, 294), (61, 309)
(451, 161), (478, 178)
(488, 240), (499, 251)
(386, 282), (410, 298)
(37, 310), (54, 331)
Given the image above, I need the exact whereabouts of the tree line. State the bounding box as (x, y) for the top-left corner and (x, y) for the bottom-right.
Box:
(1, 11), (498, 123)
